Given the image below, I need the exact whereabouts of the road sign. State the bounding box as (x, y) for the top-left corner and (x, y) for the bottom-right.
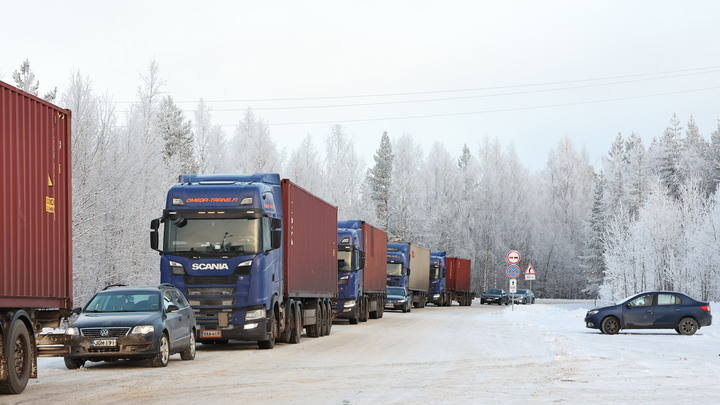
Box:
(506, 264), (521, 278)
(507, 250), (521, 264)
(509, 279), (517, 293)
(525, 263), (536, 281)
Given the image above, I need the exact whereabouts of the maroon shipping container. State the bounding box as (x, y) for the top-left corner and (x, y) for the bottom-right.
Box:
(281, 179), (338, 298)
(447, 257), (472, 292)
(0, 80), (72, 309)
(361, 222), (387, 294)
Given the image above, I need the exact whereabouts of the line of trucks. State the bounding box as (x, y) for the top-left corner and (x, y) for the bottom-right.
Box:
(0, 80), (474, 394)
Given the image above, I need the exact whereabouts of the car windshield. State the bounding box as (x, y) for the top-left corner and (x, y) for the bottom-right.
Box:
(387, 287), (405, 296)
(486, 289), (502, 294)
(616, 293), (643, 305)
(84, 292), (161, 312)
(517, 289), (527, 294)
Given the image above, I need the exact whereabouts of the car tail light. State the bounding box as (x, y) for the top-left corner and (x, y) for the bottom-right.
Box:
(700, 305), (710, 312)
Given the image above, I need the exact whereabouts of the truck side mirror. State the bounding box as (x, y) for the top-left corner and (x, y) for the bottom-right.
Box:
(150, 218), (161, 252)
(358, 251), (366, 270)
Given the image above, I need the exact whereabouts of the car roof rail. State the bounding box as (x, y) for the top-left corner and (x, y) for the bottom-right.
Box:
(159, 283), (176, 288)
(103, 283), (127, 290)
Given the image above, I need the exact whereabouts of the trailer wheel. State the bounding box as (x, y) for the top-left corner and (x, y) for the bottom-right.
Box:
(324, 299), (332, 336)
(305, 301), (319, 338)
(0, 320), (32, 394)
(377, 297), (384, 318)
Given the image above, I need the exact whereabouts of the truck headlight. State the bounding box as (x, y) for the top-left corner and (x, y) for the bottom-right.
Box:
(65, 327), (79, 336)
(338, 276), (349, 285)
(343, 300), (356, 308)
(246, 309), (266, 321)
(131, 325), (155, 335)
(169, 260), (185, 275)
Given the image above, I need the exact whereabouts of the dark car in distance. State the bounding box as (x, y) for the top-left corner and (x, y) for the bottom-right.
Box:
(64, 284), (197, 369)
(510, 289), (535, 304)
(385, 286), (412, 313)
(584, 291), (712, 335)
(480, 289), (509, 305)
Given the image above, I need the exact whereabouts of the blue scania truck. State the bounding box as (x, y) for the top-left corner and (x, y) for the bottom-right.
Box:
(336, 220), (387, 324)
(150, 174), (338, 349)
(428, 251), (451, 306)
(386, 243), (430, 308)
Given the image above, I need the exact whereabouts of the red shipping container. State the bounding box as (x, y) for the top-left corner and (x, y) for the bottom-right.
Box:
(0, 80), (72, 309)
(361, 222), (387, 294)
(281, 179), (337, 298)
(447, 257), (472, 292)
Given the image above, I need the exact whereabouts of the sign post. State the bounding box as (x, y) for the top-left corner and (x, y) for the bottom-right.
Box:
(524, 263), (536, 292)
(506, 251), (521, 311)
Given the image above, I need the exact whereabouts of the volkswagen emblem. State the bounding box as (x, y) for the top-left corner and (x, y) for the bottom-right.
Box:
(100, 328), (110, 337)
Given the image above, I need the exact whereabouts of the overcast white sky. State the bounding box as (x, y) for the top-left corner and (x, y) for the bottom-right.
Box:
(3, 1), (720, 171)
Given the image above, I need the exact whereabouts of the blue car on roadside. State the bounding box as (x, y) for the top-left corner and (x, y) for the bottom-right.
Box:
(585, 291), (712, 335)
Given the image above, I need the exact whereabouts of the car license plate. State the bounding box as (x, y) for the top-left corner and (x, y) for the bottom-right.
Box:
(200, 330), (222, 338)
(91, 339), (117, 347)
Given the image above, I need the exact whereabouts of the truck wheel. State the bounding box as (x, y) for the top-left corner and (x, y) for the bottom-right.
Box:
(318, 302), (327, 337)
(305, 301), (319, 338)
(258, 310), (277, 349)
(377, 297), (384, 318)
(289, 304), (302, 344)
(325, 300), (333, 336)
(350, 301), (360, 325)
(0, 320), (32, 394)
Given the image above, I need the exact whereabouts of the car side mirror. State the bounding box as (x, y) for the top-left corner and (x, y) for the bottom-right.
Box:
(166, 304), (180, 313)
(72, 307), (82, 315)
(626, 303), (632, 309)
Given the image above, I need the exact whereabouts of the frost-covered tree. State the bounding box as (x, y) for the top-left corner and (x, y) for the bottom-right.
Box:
(232, 108), (282, 173)
(387, 135), (425, 242)
(366, 131), (393, 232)
(650, 114), (683, 199)
(12, 59), (57, 102)
(157, 95), (197, 173)
(284, 134), (323, 194)
(419, 142), (460, 250)
(579, 174), (607, 298)
(193, 99), (227, 173)
(321, 124), (365, 219)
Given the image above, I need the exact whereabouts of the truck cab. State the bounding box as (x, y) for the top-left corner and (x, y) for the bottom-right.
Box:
(336, 224), (365, 323)
(429, 251), (449, 306)
(150, 174), (283, 346)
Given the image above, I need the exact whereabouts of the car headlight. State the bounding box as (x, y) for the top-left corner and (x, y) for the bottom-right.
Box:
(65, 327), (79, 336)
(131, 325), (155, 335)
(587, 310), (599, 316)
(246, 309), (266, 321)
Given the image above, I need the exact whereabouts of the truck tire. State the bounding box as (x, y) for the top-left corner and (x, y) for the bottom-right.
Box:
(289, 304), (302, 344)
(324, 299), (333, 336)
(360, 296), (369, 322)
(377, 297), (384, 318)
(258, 309), (277, 349)
(0, 320), (32, 394)
(305, 301), (320, 338)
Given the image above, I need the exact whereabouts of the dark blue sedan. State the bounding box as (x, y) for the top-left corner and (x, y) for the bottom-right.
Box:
(585, 291), (712, 335)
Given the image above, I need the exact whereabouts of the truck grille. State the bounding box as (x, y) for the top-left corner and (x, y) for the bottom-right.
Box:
(185, 275), (237, 285)
(186, 287), (235, 296)
(80, 327), (130, 338)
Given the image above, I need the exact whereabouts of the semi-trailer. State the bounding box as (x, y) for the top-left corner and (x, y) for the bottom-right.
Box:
(446, 257), (474, 306)
(386, 243), (430, 308)
(1, 81), (73, 394)
(336, 220), (388, 323)
(428, 251), (451, 306)
(151, 174), (338, 349)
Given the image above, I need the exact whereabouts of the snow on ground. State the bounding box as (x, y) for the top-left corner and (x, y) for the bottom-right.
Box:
(6, 300), (719, 404)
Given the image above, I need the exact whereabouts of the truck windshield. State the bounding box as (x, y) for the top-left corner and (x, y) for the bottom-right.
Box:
(165, 218), (261, 256)
(387, 263), (403, 277)
(430, 266), (441, 280)
(338, 251), (353, 273)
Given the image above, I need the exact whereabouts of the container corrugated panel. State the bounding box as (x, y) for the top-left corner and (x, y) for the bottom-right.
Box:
(0, 80), (72, 309)
(447, 257), (471, 291)
(281, 179), (337, 298)
(362, 222), (387, 293)
(408, 244), (430, 291)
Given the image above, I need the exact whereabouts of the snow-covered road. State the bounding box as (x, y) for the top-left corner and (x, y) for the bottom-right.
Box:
(4, 300), (717, 404)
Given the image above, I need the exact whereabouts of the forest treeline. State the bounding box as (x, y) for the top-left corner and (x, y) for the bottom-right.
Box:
(8, 60), (720, 304)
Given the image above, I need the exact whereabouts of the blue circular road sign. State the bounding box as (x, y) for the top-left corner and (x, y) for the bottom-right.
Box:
(507, 264), (521, 278)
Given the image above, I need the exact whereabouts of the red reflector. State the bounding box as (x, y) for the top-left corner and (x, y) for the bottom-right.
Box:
(700, 305), (710, 312)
